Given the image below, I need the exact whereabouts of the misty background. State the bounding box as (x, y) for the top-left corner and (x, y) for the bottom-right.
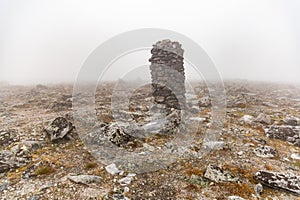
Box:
(0, 0), (300, 85)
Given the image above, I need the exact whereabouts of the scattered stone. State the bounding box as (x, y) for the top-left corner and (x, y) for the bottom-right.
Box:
(0, 130), (10, 145)
(255, 113), (272, 125)
(291, 153), (300, 160)
(228, 196), (245, 200)
(283, 117), (299, 126)
(44, 117), (74, 142)
(0, 180), (9, 192)
(254, 171), (300, 195)
(204, 165), (239, 183)
(253, 145), (278, 158)
(203, 141), (225, 150)
(118, 174), (135, 186)
(105, 123), (137, 147)
(265, 126), (300, 147)
(67, 175), (102, 185)
(28, 195), (40, 200)
(10, 140), (42, 156)
(254, 183), (263, 196)
(105, 163), (121, 175)
(239, 115), (254, 124)
(198, 96), (211, 107)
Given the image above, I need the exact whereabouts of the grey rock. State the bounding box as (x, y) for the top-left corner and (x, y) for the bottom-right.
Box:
(44, 117), (73, 142)
(67, 175), (102, 185)
(0, 130), (10, 145)
(253, 145), (278, 158)
(254, 171), (300, 195)
(0, 180), (9, 192)
(255, 113), (272, 125)
(283, 117), (299, 126)
(28, 195), (40, 200)
(105, 163), (121, 175)
(265, 125), (300, 147)
(198, 96), (211, 107)
(228, 196), (245, 200)
(254, 183), (263, 196)
(204, 165), (239, 183)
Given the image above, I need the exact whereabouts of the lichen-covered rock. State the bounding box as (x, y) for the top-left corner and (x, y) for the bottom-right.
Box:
(253, 145), (278, 158)
(283, 117), (299, 126)
(204, 165), (239, 183)
(44, 117), (73, 142)
(265, 125), (300, 147)
(254, 171), (300, 195)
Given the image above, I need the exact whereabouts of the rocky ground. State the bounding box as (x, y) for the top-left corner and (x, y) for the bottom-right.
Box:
(0, 80), (300, 200)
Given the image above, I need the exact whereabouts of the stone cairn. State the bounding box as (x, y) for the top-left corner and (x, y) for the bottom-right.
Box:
(149, 39), (186, 133)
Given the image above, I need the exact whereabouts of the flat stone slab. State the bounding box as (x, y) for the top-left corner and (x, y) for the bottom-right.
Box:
(253, 145), (278, 158)
(254, 171), (300, 195)
(204, 165), (239, 183)
(265, 126), (300, 147)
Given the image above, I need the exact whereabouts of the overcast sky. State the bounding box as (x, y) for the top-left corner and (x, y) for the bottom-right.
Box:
(1, 0), (300, 84)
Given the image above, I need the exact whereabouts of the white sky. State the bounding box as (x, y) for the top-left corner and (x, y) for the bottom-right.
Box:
(0, 0), (300, 84)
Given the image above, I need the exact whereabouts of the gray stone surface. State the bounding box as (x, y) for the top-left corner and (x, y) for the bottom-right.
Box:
(204, 165), (239, 183)
(253, 145), (278, 158)
(265, 125), (300, 147)
(67, 175), (102, 185)
(254, 171), (300, 195)
(44, 117), (73, 142)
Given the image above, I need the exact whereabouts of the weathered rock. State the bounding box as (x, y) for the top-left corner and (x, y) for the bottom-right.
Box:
(67, 175), (102, 185)
(283, 117), (299, 126)
(265, 126), (300, 147)
(10, 140), (42, 156)
(118, 173), (136, 186)
(198, 96), (211, 107)
(44, 117), (73, 142)
(239, 115), (254, 124)
(253, 145), (278, 158)
(0, 180), (9, 192)
(291, 153), (300, 160)
(204, 165), (239, 183)
(254, 171), (300, 195)
(254, 183), (263, 196)
(105, 123), (136, 147)
(255, 113), (272, 125)
(228, 196), (245, 200)
(105, 163), (121, 175)
(0, 130), (10, 145)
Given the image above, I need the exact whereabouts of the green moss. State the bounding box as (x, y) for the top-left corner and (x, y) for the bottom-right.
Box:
(85, 162), (97, 170)
(34, 165), (55, 175)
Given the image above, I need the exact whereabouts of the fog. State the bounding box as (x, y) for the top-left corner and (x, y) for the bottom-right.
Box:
(1, 0), (300, 85)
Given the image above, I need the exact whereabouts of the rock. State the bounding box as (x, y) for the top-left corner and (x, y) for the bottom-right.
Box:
(239, 115), (254, 124)
(253, 145), (278, 158)
(283, 117), (299, 126)
(118, 174), (135, 186)
(203, 141), (225, 150)
(265, 126), (300, 147)
(11, 140), (42, 156)
(105, 123), (136, 147)
(28, 195), (40, 200)
(255, 113), (272, 125)
(254, 171), (300, 195)
(291, 153), (300, 160)
(67, 175), (102, 185)
(0, 180), (9, 192)
(105, 163), (121, 175)
(228, 196), (245, 200)
(44, 117), (74, 142)
(198, 96), (211, 107)
(254, 183), (263, 196)
(0, 130), (10, 145)
(204, 165), (239, 183)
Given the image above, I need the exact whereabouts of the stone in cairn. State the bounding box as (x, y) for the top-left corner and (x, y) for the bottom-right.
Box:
(149, 39), (186, 111)
(149, 39), (186, 134)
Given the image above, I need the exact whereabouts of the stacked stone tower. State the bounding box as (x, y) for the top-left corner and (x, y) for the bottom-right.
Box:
(149, 39), (186, 113)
